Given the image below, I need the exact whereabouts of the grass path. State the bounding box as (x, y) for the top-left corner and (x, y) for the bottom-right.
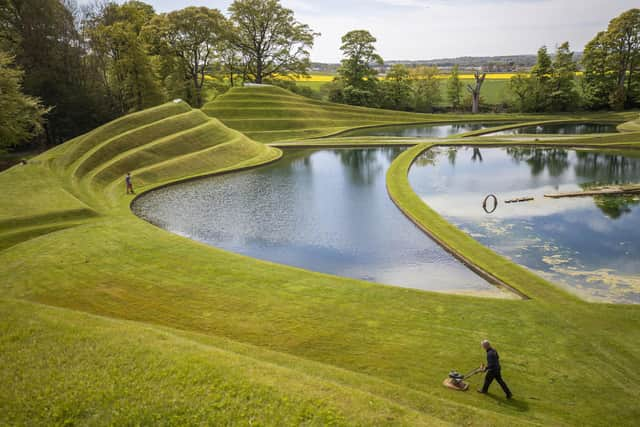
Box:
(1, 87), (640, 425)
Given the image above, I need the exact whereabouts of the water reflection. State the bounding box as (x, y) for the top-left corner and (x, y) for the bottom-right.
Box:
(506, 147), (570, 177)
(484, 123), (618, 136)
(341, 122), (514, 138)
(333, 147), (404, 186)
(133, 148), (503, 296)
(591, 195), (640, 220)
(409, 146), (640, 303)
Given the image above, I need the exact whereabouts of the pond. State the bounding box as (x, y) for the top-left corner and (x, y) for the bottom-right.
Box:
(340, 122), (514, 138)
(409, 146), (640, 303)
(133, 148), (510, 297)
(483, 123), (618, 136)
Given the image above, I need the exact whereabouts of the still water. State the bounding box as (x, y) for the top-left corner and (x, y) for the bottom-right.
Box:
(409, 146), (640, 303)
(133, 148), (508, 297)
(483, 123), (618, 136)
(340, 122), (513, 138)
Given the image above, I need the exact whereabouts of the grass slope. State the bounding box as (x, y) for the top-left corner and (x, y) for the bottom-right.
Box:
(1, 88), (640, 425)
(202, 85), (545, 143)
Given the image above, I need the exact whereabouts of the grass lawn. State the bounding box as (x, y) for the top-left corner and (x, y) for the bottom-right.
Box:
(1, 86), (640, 425)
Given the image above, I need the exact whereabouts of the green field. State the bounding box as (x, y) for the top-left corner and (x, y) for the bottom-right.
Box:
(2, 86), (640, 425)
(296, 78), (511, 107)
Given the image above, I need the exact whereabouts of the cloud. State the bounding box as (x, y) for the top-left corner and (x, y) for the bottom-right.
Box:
(76, 0), (639, 62)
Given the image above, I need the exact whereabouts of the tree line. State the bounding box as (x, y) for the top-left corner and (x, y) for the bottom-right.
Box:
(0, 0), (316, 149)
(329, 8), (639, 114)
(1, 1), (639, 150)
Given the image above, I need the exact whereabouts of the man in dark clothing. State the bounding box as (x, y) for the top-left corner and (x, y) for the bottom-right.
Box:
(125, 172), (134, 195)
(478, 340), (512, 399)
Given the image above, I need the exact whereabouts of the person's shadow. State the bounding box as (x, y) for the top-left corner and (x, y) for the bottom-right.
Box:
(484, 393), (529, 412)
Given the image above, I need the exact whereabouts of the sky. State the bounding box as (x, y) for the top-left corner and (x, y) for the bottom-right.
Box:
(79, 0), (639, 62)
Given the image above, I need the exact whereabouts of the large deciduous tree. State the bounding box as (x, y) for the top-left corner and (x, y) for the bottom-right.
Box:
(606, 8), (640, 109)
(0, 0), (109, 143)
(582, 31), (615, 110)
(582, 8), (640, 110)
(337, 30), (382, 107)
(85, 1), (163, 114)
(228, 0), (317, 84)
(0, 52), (49, 149)
(144, 6), (226, 107)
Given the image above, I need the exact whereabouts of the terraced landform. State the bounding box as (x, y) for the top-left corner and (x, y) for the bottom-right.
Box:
(1, 86), (640, 425)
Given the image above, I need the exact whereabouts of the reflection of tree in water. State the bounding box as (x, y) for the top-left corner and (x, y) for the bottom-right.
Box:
(575, 151), (640, 218)
(575, 151), (640, 183)
(279, 150), (315, 173)
(590, 194), (640, 219)
(333, 149), (383, 186)
(379, 146), (405, 163)
(413, 148), (439, 167)
(506, 147), (569, 176)
(471, 148), (483, 163)
(447, 147), (457, 165)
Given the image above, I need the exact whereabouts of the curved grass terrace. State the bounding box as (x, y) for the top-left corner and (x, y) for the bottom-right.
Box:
(2, 86), (640, 425)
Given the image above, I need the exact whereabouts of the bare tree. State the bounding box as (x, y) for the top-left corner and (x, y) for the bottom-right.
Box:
(467, 70), (486, 114)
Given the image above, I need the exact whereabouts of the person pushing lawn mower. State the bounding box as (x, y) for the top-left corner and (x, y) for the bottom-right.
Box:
(478, 339), (513, 399)
(443, 339), (513, 399)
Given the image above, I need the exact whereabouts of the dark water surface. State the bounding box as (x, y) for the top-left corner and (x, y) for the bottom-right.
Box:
(409, 146), (640, 303)
(483, 123), (618, 136)
(340, 122), (513, 138)
(133, 148), (508, 297)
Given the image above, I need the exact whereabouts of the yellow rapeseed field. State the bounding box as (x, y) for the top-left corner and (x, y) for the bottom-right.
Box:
(205, 71), (583, 83)
(294, 72), (583, 82)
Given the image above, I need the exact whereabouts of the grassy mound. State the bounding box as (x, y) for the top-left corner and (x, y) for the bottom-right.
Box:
(203, 86), (528, 143)
(618, 115), (640, 132)
(0, 100), (280, 250)
(1, 89), (640, 425)
(49, 100), (280, 210)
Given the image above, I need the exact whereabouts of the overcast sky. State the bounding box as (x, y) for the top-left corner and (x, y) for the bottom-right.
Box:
(79, 0), (639, 62)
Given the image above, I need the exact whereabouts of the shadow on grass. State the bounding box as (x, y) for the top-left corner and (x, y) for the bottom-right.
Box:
(484, 393), (529, 412)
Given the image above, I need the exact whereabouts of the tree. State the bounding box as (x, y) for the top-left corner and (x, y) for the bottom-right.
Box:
(530, 46), (553, 111)
(0, 52), (49, 149)
(411, 66), (441, 112)
(144, 7), (226, 107)
(379, 64), (411, 110)
(0, 0), (111, 144)
(467, 70), (486, 113)
(85, 1), (163, 114)
(509, 73), (533, 112)
(217, 41), (243, 87)
(604, 8), (640, 109)
(447, 65), (463, 110)
(582, 8), (640, 110)
(337, 30), (382, 107)
(228, 0), (317, 84)
(549, 42), (579, 111)
(582, 31), (615, 109)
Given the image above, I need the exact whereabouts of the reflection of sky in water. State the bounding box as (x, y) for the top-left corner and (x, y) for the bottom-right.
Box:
(409, 146), (640, 303)
(133, 148), (509, 297)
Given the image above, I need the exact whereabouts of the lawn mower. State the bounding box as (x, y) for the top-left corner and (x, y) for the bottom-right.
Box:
(443, 365), (485, 391)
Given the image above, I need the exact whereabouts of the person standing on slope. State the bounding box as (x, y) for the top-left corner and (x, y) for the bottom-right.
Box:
(125, 172), (135, 195)
(478, 339), (513, 399)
